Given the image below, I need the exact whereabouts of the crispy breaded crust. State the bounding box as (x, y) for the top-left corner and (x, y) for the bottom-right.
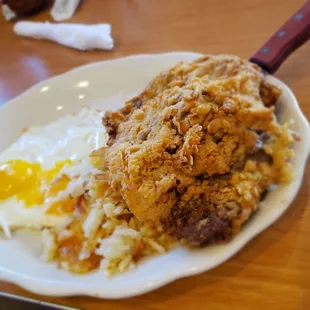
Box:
(101, 55), (294, 246)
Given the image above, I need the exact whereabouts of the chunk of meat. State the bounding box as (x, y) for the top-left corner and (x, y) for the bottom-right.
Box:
(174, 215), (230, 246)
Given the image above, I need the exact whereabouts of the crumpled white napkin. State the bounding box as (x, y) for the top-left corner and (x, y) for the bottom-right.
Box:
(14, 22), (114, 51)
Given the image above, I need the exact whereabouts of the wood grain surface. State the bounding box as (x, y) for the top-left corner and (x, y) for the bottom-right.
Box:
(0, 0), (309, 309)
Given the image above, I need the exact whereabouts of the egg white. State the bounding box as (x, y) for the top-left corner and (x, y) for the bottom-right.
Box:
(0, 108), (108, 237)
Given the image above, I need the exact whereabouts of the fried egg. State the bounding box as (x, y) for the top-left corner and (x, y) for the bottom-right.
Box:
(0, 108), (108, 237)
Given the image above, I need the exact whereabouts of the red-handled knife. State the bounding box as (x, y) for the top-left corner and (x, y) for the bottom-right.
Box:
(250, 0), (310, 73)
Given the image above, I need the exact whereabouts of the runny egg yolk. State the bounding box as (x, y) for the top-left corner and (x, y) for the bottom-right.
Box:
(0, 159), (73, 214)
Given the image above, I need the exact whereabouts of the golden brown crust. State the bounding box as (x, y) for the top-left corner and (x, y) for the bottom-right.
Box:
(101, 55), (294, 246)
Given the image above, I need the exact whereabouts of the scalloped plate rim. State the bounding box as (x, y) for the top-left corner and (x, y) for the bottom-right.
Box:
(0, 52), (309, 299)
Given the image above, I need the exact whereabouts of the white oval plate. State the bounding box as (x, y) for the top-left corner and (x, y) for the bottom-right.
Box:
(0, 52), (309, 299)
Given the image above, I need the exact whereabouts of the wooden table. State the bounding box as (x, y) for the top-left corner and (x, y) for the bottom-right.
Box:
(0, 0), (309, 309)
